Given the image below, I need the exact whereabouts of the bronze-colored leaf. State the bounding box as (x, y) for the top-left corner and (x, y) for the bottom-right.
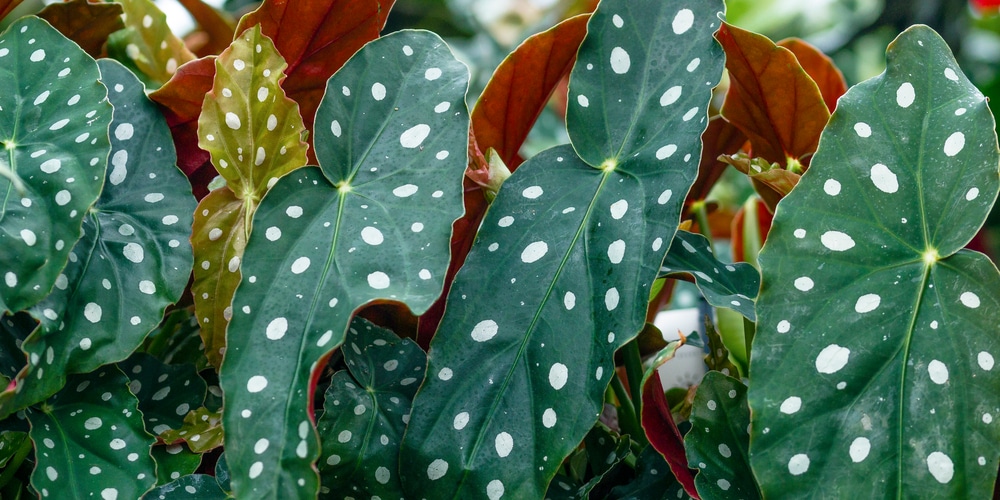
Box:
(176, 0), (236, 56)
(777, 38), (847, 113)
(37, 0), (124, 58)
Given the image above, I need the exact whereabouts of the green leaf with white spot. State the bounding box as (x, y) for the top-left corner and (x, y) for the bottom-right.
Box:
(748, 26), (1000, 497)
(141, 309), (210, 371)
(607, 445), (692, 500)
(400, 1), (725, 498)
(160, 407), (224, 453)
(316, 317), (424, 498)
(579, 425), (632, 497)
(26, 365), (156, 500)
(660, 230), (759, 320)
(106, 0), (195, 88)
(193, 25), (309, 368)
(121, 353), (207, 436)
(685, 372), (760, 500)
(220, 30), (469, 499)
(0, 58), (195, 418)
(151, 444), (202, 486)
(143, 474), (228, 500)
(0, 16), (112, 314)
(0, 430), (26, 468)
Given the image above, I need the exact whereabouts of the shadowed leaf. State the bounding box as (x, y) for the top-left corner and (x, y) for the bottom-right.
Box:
(716, 22), (828, 165)
(121, 352), (207, 436)
(151, 444), (202, 486)
(143, 474), (228, 499)
(37, 0), (125, 58)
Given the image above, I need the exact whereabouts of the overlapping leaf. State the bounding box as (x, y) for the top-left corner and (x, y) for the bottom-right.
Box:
(193, 25), (308, 367)
(160, 407), (223, 453)
(776, 38), (847, 113)
(37, 0), (125, 58)
(235, 0), (395, 142)
(716, 22), (829, 165)
(219, 30), (469, 499)
(608, 445), (692, 500)
(0, 17), (112, 314)
(143, 474), (228, 500)
(0, 59), (195, 417)
(107, 0), (196, 87)
(121, 352), (207, 436)
(317, 318), (424, 497)
(400, 1), (725, 497)
(175, 0), (236, 56)
(685, 372), (759, 500)
(151, 444), (202, 486)
(26, 365), (156, 500)
(748, 26), (1000, 497)
(660, 230), (759, 320)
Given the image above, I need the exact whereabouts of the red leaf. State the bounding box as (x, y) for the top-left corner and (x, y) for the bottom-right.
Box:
(149, 56), (217, 198)
(176, 0), (236, 57)
(235, 0), (394, 145)
(471, 14), (590, 169)
(686, 116), (746, 210)
(37, 0), (125, 58)
(642, 375), (700, 499)
(777, 38), (847, 113)
(715, 23), (829, 165)
(731, 197), (773, 264)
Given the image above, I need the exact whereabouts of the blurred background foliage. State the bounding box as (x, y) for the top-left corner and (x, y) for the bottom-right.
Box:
(15, 0), (1000, 258)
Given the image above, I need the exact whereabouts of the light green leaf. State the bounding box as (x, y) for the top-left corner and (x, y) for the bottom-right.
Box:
(748, 26), (1000, 497)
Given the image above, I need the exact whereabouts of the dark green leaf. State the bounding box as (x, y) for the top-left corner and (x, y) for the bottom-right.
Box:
(660, 230), (759, 320)
(121, 352), (207, 436)
(142, 474), (228, 500)
(220, 30), (469, 499)
(0, 16), (112, 313)
(749, 26), (1000, 497)
(151, 444), (202, 486)
(608, 446), (692, 500)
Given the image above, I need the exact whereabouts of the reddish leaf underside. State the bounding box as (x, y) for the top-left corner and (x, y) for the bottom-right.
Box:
(471, 13), (590, 168)
(777, 38), (847, 113)
(235, 0), (394, 150)
(37, 0), (125, 58)
(642, 369), (700, 499)
(715, 22), (829, 165)
(731, 196), (772, 264)
(686, 116), (747, 209)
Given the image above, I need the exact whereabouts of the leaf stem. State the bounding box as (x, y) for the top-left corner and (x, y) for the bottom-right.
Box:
(610, 373), (647, 447)
(0, 434), (31, 490)
(691, 201), (715, 254)
(623, 340), (644, 419)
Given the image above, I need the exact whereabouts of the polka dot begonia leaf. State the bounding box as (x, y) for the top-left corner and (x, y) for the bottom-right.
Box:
(219, 30), (469, 499)
(0, 430), (28, 468)
(316, 318), (425, 498)
(26, 365), (156, 500)
(660, 230), (760, 320)
(159, 407), (223, 454)
(119, 352), (207, 436)
(580, 425), (632, 496)
(105, 0), (194, 88)
(0, 16), (113, 315)
(684, 372), (759, 499)
(192, 25), (309, 368)
(0, 59), (196, 420)
(151, 443), (202, 487)
(399, 0), (725, 497)
(142, 473), (228, 500)
(748, 26), (1000, 497)
(608, 445), (693, 499)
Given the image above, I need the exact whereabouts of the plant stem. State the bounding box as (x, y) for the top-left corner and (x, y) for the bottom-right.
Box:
(0, 435), (32, 490)
(623, 340), (644, 419)
(691, 201), (715, 254)
(610, 373), (647, 447)
(743, 315), (756, 368)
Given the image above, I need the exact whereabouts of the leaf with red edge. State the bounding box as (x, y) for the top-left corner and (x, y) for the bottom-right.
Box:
(642, 339), (700, 500)
(235, 0), (394, 147)
(471, 14), (590, 169)
(149, 56), (217, 199)
(777, 38), (847, 113)
(37, 0), (125, 58)
(716, 22), (829, 165)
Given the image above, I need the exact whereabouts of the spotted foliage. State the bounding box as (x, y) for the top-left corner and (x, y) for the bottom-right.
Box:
(748, 26), (1000, 497)
(121, 352), (206, 436)
(219, 30), (469, 499)
(399, 0), (725, 497)
(143, 473), (228, 499)
(0, 17), (113, 314)
(106, 0), (195, 87)
(660, 230), (759, 320)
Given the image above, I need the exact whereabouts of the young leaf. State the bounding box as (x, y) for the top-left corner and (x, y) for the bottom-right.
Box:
(471, 14), (590, 168)
(400, 1), (725, 497)
(120, 353), (207, 436)
(715, 22), (829, 165)
(749, 26), (1000, 497)
(660, 230), (759, 320)
(192, 25), (308, 367)
(0, 17), (113, 314)
(26, 365), (156, 500)
(684, 372), (760, 500)
(159, 407), (223, 453)
(219, 30), (469, 499)
(37, 0), (125, 58)
(776, 38), (847, 113)
(106, 0), (196, 87)
(234, 0), (394, 143)
(317, 318), (425, 498)
(0, 59), (195, 418)
(143, 474), (228, 500)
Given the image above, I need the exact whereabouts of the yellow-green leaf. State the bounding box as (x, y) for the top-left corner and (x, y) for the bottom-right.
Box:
(106, 0), (195, 87)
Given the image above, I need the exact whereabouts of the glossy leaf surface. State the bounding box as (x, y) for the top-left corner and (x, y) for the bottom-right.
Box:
(317, 318), (424, 497)
(749, 26), (1000, 497)
(716, 22), (828, 164)
(152, 444), (202, 486)
(220, 30), (469, 499)
(107, 0), (196, 86)
(401, 1), (725, 497)
(0, 59), (194, 417)
(0, 17), (112, 314)
(26, 365), (156, 500)
(143, 474), (228, 499)
(685, 372), (759, 500)
(641, 339), (698, 498)
(193, 25), (308, 367)
(660, 230), (759, 320)
(122, 352), (206, 436)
